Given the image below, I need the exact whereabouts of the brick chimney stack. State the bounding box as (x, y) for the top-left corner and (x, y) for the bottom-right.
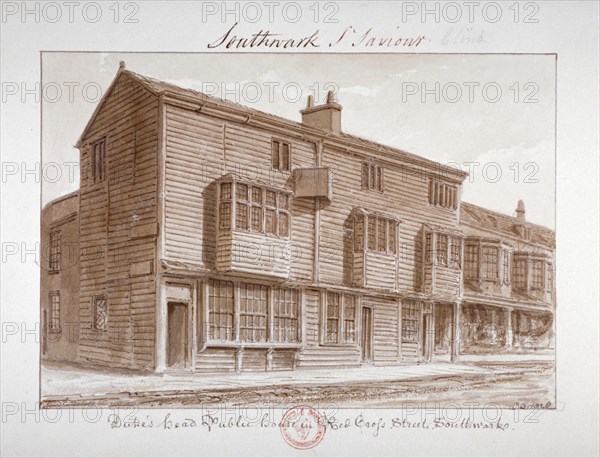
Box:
(516, 199), (526, 224)
(300, 91), (342, 133)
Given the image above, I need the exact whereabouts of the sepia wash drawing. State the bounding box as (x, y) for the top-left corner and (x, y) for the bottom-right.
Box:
(40, 62), (555, 408)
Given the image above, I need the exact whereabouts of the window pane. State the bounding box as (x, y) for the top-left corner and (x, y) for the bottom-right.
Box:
(532, 260), (544, 289)
(503, 251), (510, 283)
(377, 218), (387, 252)
(354, 216), (364, 252)
(251, 186), (262, 203)
(387, 221), (396, 254)
(369, 165), (376, 190)
(450, 237), (461, 268)
(49, 231), (61, 272)
(251, 207), (262, 232)
(266, 190), (277, 207)
(49, 292), (60, 332)
(436, 234), (448, 265)
(362, 163), (369, 189)
(377, 166), (383, 191)
(265, 209), (277, 235)
(236, 183), (248, 202)
(219, 202), (231, 230)
(278, 212), (290, 237)
(426, 233), (433, 263)
(272, 140), (280, 170)
(239, 283), (268, 342)
(402, 301), (419, 342)
(236, 203), (248, 230)
(220, 182), (231, 200)
(208, 280), (234, 341)
(279, 193), (290, 210)
(273, 288), (300, 343)
(465, 244), (479, 279)
(326, 292), (340, 343)
(281, 143), (290, 171)
(513, 257), (527, 289)
(343, 295), (356, 343)
(482, 246), (498, 279)
(367, 216), (376, 251)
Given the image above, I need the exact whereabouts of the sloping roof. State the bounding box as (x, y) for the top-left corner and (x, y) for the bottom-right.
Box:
(460, 202), (555, 249)
(121, 69), (467, 180)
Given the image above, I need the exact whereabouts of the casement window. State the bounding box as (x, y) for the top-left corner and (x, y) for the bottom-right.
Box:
(502, 250), (511, 284)
(272, 139), (291, 172)
(449, 237), (461, 269)
(531, 260), (544, 290)
(208, 280), (234, 341)
(235, 183), (249, 230)
(436, 234), (448, 266)
(49, 230), (61, 273)
(354, 217), (364, 252)
(324, 292), (357, 344)
(481, 246), (499, 279)
(354, 213), (397, 255)
(401, 300), (420, 342)
(91, 138), (106, 183)
(361, 162), (384, 191)
(49, 291), (60, 332)
(218, 180), (291, 238)
(425, 231), (462, 269)
(273, 288), (300, 343)
(206, 281), (301, 344)
(92, 295), (107, 331)
(342, 295), (356, 343)
(545, 262), (553, 292)
(428, 180), (458, 209)
(239, 283), (268, 342)
(425, 233), (433, 263)
(464, 244), (479, 279)
(513, 257), (528, 290)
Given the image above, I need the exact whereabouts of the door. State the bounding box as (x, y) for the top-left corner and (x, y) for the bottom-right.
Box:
(167, 302), (188, 369)
(422, 313), (433, 362)
(361, 307), (373, 362)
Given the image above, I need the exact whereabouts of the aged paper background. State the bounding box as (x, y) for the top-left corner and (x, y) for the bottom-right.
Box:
(1, 1), (598, 456)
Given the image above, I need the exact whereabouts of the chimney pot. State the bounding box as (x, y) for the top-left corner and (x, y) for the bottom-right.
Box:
(300, 91), (342, 133)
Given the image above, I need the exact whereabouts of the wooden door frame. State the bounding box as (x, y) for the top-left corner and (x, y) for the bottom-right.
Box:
(360, 305), (374, 363)
(166, 301), (191, 370)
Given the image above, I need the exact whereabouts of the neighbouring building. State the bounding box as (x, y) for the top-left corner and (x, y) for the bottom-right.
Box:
(41, 63), (556, 372)
(40, 190), (79, 362)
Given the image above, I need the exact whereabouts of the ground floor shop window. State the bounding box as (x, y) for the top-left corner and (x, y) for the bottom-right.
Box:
(206, 280), (301, 344)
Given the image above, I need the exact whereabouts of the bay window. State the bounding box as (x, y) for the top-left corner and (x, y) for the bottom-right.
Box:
(531, 260), (544, 290)
(482, 246), (499, 279)
(423, 227), (463, 270)
(218, 177), (292, 238)
(464, 244), (479, 279)
(353, 211), (398, 255)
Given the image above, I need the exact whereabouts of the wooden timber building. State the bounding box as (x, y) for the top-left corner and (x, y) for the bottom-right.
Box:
(40, 63), (556, 372)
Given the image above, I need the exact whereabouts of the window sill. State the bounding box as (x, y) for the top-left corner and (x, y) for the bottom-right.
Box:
(319, 342), (357, 348)
(203, 341), (301, 349)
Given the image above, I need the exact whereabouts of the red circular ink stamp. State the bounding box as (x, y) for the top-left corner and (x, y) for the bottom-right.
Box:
(280, 405), (326, 449)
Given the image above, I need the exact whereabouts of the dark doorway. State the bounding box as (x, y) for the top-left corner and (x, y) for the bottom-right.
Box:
(422, 313), (433, 362)
(361, 307), (373, 362)
(434, 303), (453, 357)
(167, 302), (188, 369)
